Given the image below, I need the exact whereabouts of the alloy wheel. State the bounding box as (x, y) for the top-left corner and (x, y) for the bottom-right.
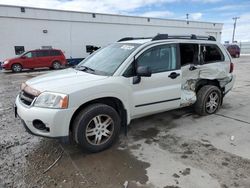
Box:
(205, 91), (219, 113)
(85, 115), (114, 145)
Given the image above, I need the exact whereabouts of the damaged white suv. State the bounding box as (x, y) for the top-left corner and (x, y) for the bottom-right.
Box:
(15, 34), (235, 152)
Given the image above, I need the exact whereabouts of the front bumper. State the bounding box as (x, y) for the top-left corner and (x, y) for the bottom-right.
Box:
(15, 95), (75, 138)
(1, 64), (10, 70)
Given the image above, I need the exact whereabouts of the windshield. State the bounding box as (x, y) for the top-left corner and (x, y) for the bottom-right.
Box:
(76, 43), (140, 75)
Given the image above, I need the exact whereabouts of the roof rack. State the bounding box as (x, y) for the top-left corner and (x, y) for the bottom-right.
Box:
(117, 37), (152, 42)
(117, 34), (216, 42)
(152, 34), (216, 41)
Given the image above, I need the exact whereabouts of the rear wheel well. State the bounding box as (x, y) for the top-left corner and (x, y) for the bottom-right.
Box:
(52, 60), (61, 63)
(195, 79), (222, 93)
(195, 79), (225, 104)
(69, 97), (127, 134)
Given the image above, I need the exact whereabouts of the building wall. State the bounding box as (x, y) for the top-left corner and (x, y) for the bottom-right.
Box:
(0, 5), (223, 61)
(239, 42), (250, 54)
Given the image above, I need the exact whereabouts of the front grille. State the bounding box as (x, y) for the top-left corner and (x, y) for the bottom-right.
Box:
(19, 90), (36, 106)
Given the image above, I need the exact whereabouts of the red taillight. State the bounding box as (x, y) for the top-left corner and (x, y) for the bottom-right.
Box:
(229, 62), (234, 73)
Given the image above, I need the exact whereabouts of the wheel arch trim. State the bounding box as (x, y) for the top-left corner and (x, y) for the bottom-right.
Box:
(69, 96), (130, 135)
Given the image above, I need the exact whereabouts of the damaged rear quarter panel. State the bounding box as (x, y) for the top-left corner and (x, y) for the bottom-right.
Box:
(180, 60), (233, 107)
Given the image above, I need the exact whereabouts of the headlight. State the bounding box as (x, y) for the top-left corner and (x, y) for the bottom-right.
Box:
(3, 61), (9, 65)
(34, 92), (68, 109)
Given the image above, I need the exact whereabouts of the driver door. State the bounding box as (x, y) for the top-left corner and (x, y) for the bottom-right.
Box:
(22, 51), (37, 68)
(130, 44), (181, 118)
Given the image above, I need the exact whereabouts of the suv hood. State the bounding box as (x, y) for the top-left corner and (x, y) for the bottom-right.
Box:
(26, 68), (108, 93)
(5, 57), (20, 62)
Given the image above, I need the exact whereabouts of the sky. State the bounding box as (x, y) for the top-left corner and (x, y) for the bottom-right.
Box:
(0, 0), (249, 42)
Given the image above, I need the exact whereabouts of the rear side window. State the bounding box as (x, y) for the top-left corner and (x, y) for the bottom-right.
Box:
(233, 45), (240, 50)
(50, 50), (62, 56)
(201, 44), (224, 63)
(36, 50), (50, 57)
(179, 43), (199, 66)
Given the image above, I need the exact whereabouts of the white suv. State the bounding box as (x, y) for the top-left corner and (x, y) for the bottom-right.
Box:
(15, 34), (235, 152)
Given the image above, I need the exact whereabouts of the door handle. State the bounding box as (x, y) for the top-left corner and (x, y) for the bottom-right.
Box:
(189, 64), (197, 71)
(168, 72), (180, 79)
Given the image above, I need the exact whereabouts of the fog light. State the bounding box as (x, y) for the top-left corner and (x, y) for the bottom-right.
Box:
(33, 119), (49, 132)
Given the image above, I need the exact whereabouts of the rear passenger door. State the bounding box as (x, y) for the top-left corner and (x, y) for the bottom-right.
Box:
(180, 43), (226, 79)
(130, 44), (181, 117)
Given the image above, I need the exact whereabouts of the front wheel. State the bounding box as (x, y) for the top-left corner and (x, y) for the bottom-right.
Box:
(194, 85), (222, 116)
(73, 104), (121, 152)
(12, 64), (22, 73)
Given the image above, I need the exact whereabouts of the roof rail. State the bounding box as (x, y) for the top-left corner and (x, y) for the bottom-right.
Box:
(152, 34), (216, 41)
(117, 37), (152, 42)
(117, 34), (216, 42)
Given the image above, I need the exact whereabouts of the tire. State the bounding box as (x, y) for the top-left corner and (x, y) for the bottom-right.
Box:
(11, 63), (22, 73)
(52, 61), (61, 69)
(73, 103), (121, 153)
(194, 85), (222, 116)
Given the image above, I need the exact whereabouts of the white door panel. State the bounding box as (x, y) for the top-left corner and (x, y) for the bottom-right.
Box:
(132, 69), (181, 117)
(126, 43), (182, 118)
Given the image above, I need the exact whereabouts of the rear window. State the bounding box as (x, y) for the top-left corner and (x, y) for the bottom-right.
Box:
(201, 44), (224, 63)
(233, 45), (240, 50)
(50, 50), (62, 56)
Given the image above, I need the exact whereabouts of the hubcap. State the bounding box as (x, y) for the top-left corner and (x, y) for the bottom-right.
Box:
(85, 115), (114, 145)
(205, 91), (219, 113)
(13, 65), (21, 72)
(54, 62), (60, 69)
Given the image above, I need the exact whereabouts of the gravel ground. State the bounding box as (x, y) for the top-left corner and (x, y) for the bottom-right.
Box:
(0, 57), (250, 188)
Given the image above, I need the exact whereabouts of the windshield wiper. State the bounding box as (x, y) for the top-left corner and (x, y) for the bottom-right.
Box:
(76, 65), (95, 73)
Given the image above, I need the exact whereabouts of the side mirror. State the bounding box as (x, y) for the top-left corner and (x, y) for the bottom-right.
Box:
(133, 66), (152, 84)
(137, 66), (152, 77)
(21, 56), (26, 59)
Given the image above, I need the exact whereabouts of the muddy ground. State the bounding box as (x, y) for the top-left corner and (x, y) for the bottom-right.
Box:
(1, 56), (250, 188)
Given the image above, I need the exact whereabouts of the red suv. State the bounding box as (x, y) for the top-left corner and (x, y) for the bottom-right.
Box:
(2, 49), (66, 72)
(225, 44), (240, 58)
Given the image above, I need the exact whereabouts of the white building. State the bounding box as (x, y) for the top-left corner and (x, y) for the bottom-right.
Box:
(0, 4), (223, 62)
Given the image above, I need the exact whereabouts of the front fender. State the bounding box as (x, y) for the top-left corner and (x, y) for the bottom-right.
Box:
(69, 90), (132, 124)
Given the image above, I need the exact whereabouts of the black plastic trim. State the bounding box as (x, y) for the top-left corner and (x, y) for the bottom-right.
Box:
(20, 119), (69, 142)
(135, 97), (181, 107)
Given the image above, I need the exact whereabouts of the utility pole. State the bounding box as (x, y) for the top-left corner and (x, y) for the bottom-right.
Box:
(232, 17), (240, 43)
(186, 13), (189, 24)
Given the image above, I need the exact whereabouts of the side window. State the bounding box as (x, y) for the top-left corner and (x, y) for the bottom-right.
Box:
(137, 44), (177, 74)
(43, 51), (50, 57)
(201, 44), (224, 63)
(24, 52), (36, 58)
(50, 50), (61, 56)
(37, 51), (50, 57)
(36, 51), (43, 57)
(123, 63), (134, 77)
(179, 43), (199, 66)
